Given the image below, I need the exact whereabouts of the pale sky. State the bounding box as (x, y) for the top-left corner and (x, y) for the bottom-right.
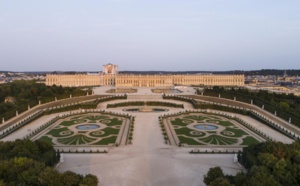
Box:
(0, 0), (300, 71)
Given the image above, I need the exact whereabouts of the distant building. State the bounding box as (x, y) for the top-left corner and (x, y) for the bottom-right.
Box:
(102, 63), (118, 75)
(277, 70), (294, 83)
(46, 63), (244, 87)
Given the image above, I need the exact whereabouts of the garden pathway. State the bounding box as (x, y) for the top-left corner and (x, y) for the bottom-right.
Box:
(56, 95), (244, 186)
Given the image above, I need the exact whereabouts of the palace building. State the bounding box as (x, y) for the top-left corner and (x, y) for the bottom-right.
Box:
(46, 63), (244, 87)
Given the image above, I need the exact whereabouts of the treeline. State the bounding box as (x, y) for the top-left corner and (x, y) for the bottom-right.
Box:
(202, 87), (300, 127)
(120, 69), (300, 76)
(0, 139), (98, 186)
(245, 69), (300, 76)
(0, 80), (91, 120)
(120, 71), (243, 75)
(203, 141), (300, 186)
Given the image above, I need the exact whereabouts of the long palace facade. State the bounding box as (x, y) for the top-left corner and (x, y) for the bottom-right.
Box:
(46, 64), (244, 87)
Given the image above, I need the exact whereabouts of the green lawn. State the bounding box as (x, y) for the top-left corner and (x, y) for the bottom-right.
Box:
(171, 118), (193, 126)
(221, 127), (248, 137)
(38, 136), (53, 145)
(241, 136), (260, 145)
(199, 135), (238, 145)
(206, 120), (233, 127)
(175, 128), (206, 137)
(60, 120), (85, 126)
(106, 118), (123, 126)
(57, 135), (96, 145)
(178, 136), (204, 145)
(183, 115), (210, 121)
(93, 136), (117, 145)
(47, 127), (74, 137)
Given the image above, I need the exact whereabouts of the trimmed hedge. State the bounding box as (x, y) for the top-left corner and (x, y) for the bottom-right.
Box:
(44, 95), (127, 114)
(107, 101), (183, 108)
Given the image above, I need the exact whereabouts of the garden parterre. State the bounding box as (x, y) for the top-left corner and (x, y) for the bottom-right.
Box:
(38, 113), (126, 146)
(167, 113), (261, 146)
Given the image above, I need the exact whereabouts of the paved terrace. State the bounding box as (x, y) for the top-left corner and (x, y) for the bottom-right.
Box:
(55, 95), (292, 186)
(56, 97), (244, 186)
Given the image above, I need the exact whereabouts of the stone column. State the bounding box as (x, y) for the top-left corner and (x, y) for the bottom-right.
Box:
(262, 105), (264, 109)
(218, 94), (221, 98)
(289, 118), (291, 123)
(234, 97), (236, 101)
(28, 105), (30, 110)
(70, 94), (72, 98)
(16, 111), (18, 116)
(2, 118), (4, 124)
(55, 97), (57, 101)
(251, 100), (253, 104)
(274, 111), (277, 116)
(39, 100), (41, 105)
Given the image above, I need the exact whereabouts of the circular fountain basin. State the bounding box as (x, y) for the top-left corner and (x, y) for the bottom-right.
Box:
(76, 124), (100, 130)
(139, 106), (153, 112)
(194, 124), (218, 130)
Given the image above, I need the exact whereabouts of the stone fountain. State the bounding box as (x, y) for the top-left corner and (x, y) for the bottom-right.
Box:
(139, 102), (153, 112)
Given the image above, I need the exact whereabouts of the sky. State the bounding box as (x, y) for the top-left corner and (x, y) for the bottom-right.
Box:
(0, 0), (300, 72)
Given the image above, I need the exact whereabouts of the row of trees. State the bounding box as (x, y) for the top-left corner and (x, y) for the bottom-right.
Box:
(0, 80), (92, 120)
(0, 80), (89, 103)
(0, 139), (98, 186)
(121, 69), (300, 76)
(204, 141), (300, 186)
(201, 86), (300, 126)
(0, 139), (59, 167)
(244, 69), (300, 76)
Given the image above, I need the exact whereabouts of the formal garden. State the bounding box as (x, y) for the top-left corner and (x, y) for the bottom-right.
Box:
(164, 113), (262, 146)
(37, 113), (128, 146)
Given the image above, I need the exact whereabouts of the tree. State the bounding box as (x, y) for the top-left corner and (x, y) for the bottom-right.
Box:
(38, 167), (62, 186)
(203, 166), (224, 185)
(17, 159), (46, 185)
(279, 101), (290, 110)
(234, 172), (247, 186)
(0, 157), (45, 185)
(79, 174), (99, 186)
(247, 166), (281, 186)
(0, 140), (98, 186)
(209, 177), (232, 186)
(62, 171), (82, 186)
(205, 141), (300, 186)
(257, 153), (278, 169)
